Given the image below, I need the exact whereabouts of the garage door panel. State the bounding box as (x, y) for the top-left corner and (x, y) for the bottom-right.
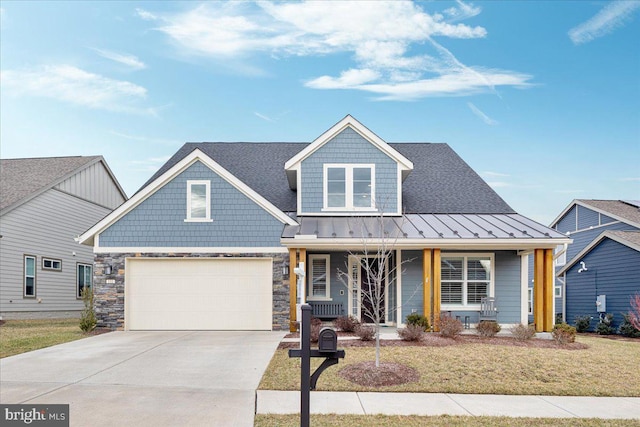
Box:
(126, 258), (272, 330)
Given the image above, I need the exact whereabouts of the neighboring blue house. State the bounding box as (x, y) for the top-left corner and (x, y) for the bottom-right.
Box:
(549, 200), (640, 331)
(79, 116), (569, 332)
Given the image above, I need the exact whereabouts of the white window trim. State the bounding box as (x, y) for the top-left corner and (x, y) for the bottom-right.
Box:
(555, 285), (562, 298)
(322, 164), (376, 212)
(185, 180), (213, 222)
(77, 263), (93, 299)
(440, 253), (495, 311)
(24, 255), (36, 298)
(42, 257), (62, 271)
(554, 244), (567, 267)
(307, 254), (332, 301)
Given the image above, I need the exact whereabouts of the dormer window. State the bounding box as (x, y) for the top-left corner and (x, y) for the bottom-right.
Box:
(323, 164), (375, 211)
(185, 180), (212, 222)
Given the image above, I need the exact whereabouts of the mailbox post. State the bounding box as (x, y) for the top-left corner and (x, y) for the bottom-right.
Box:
(289, 304), (345, 427)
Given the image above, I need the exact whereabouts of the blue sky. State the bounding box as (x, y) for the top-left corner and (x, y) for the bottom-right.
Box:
(1, 1), (638, 225)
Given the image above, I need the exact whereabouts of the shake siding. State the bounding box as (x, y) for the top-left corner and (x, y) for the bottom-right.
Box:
(300, 128), (398, 214)
(0, 189), (111, 313)
(556, 206), (577, 233)
(56, 161), (125, 209)
(565, 238), (640, 330)
(99, 161), (284, 247)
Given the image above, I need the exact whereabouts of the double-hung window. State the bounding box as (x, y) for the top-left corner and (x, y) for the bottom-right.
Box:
(441, 254), (493, 308)
(323, 164), (375, 210)
(308, 255), (331, 300)
(186, 180), (212, 222)
(77, 263), (92, 298)
(24, 255), (36, 297)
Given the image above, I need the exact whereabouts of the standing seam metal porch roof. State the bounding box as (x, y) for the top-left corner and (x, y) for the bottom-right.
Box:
(282, 214), (567, 240)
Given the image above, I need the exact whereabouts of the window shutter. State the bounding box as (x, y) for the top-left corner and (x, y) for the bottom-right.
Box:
(312, 257), (327, 297)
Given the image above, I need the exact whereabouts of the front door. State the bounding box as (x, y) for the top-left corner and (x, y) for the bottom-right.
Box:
(359, 258), (386, 324)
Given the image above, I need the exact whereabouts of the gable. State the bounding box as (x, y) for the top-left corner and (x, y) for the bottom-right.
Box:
(55, 160), (126, 209)
(98, 161), (286, 248)
(299, 127), (400, 214)
(79, 149), (296, 247)
(552, 199), (640, 231)
(558, 230), (640, 275)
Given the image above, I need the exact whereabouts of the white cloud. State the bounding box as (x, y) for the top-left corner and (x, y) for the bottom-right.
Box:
(0, 65), (151, 114)
(129, 155), (171, 172)
(467, 102), (498, 125)
(254, 112), (274, 122)
(487, 181), (512, 188)
(568, 1), (640, 45)
(135, 8), (158, 21)
(482, 171), (510, 177)
(109, 130), (178, 145)
(92, 48), (146, 70)
(138, 1), (530, 100)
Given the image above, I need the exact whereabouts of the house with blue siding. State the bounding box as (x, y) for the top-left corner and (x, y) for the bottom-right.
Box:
(548, 200), (640, 331)
(0, 156), (126, 319)
(79, 116), (569, 332)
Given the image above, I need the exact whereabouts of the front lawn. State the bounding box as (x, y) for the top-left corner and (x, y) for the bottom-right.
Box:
(0, 318), (93, 358)
(258, 336), (640, 396)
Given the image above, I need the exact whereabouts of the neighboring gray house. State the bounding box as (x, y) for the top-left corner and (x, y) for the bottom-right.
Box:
(79, 116), (569, 332)
(550, 200), (640, 330)
(0, 156), (126, 319)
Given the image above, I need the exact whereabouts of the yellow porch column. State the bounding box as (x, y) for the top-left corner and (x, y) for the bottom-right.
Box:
(543, 248), (554, 331)
(432, 249), (441, 332)
(289, 248), (298, 332)
(534, 248), (555, 332)
(423, 249), (432, 327)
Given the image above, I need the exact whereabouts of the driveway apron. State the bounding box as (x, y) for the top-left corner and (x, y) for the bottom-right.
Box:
(0, 331), (285, 427)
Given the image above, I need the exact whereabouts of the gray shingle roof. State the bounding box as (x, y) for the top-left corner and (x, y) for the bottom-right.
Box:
(578, 199), (640, 227)
(0, 156), (101, 212)
(142, 142), (515, 214)
(607, 230), (640, 248)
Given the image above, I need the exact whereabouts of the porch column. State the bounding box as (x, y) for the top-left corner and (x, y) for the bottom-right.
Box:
(533, 248), (554, 332)
(289, 248), (298, 332)
(423, 249), (432, 328)
(432, 249), (441, 332)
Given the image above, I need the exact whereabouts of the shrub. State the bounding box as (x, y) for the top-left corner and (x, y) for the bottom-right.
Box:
(574, 315), (592, 333)
(618, 313), (640, 338)
(355, 324), (375, 341)
(398, 324), (425, 341)
(439, 314), (463, 338)
(510, 323), (536, 341)
(333, 316), (360, 333)
(309, 321), (322, 343)
(552, 322), (576, 344)
(405, 313), (430, 331)
(476, 320), (501, 337)
(79, 286), (97, 333)
(555, 313), (563, 325)
(629, 294), (640, 331)
(595, 313), (615, 335)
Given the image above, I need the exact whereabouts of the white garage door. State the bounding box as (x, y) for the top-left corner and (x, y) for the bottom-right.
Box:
(126, 258), (273, 330)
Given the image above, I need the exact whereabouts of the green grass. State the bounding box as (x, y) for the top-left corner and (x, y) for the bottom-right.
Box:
(255, 414), (640, 427)
(259, 336), (640, 396)
(0, 318), (91, 358)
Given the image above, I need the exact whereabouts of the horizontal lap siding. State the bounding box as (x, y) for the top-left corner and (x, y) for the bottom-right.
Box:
(494, 251), (521, 323)
(0, 190), (111, 313)
(401, 250), (423, 322)
(567, 222), (638, 261)
(99, 161), (284, 247)
(300, 128), (398, 214)
(556, 206), (577, 233)
(566, 238), (640, 330)
(577, 205), (599, 230)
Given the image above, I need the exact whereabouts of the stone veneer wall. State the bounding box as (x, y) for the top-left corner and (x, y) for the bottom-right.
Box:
(93, 252), (290, 331)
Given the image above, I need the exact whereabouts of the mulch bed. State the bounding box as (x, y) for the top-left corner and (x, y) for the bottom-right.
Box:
(338, 361), (419, 387)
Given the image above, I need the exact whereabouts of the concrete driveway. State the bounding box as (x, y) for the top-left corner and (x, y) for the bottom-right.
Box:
(0, 331), (285, 426)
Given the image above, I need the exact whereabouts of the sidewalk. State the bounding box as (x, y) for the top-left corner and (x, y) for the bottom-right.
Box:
(256, 390), (640, 419)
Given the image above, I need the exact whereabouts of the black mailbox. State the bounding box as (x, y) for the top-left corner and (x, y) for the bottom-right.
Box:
(318, 327), (338, 353)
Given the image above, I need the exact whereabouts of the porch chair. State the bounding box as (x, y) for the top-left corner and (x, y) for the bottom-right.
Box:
(478, 297), (498, 322)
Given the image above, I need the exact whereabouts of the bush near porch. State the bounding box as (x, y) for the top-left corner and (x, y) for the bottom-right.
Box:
(258, 336), (640, 397)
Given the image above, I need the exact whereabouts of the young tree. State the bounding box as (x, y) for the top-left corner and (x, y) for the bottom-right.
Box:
(337, 212), (416, 368)
(630, 293), (640, 331)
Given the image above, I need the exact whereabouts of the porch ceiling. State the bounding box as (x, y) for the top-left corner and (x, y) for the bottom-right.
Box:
(282, 214), (570, 248)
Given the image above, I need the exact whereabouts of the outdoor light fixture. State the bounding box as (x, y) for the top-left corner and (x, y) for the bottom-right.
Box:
(104, 265), (113, 275)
